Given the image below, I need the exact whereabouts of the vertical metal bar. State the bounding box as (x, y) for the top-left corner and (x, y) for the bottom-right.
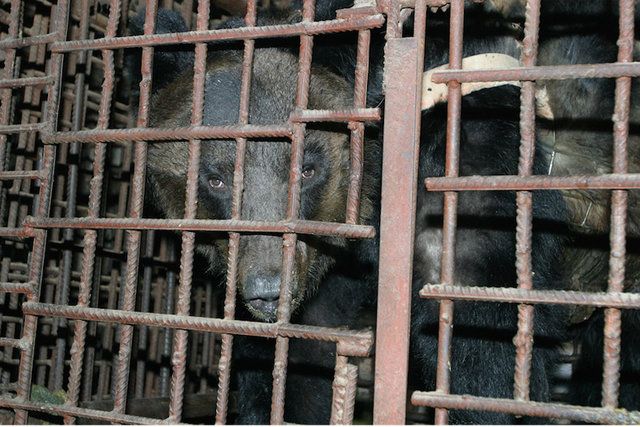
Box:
(13, 0), (70, 421)
(214, 0), (257, 422)
(512, 0), (541, 402)
(112, 0), (158, 414)
(63, 0), (119, 421)
(167, 0), (209, 421)
(0, 0), (24, 387)
(330, 354), (359, 424)
(330, 354), (349, 424)
(601, 0), (634, 409)
(345, 29), (370, 224)
(373, 0), (425, 423)
(434, 0), (464, 424)
(269, 0), (315, 422)
(160, 240), (177, 397)
(341, 362), (358, 424)
(0, 0), (22, 173)
(135, 229), (155, 398)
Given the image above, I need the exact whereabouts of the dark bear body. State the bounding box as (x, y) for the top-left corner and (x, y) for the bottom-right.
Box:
(127, 1), (639, 424)
(132, 37), (381, 423)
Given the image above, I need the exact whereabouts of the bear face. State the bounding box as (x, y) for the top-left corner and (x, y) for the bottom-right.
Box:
(144, 47), (376, 321)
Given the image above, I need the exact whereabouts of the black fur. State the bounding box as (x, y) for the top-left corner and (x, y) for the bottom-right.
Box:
(125, 9), (195, 110)
(570, 309), (640, 411)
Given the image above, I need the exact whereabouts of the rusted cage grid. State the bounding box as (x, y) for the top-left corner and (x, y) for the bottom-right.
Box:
(1, 0), (640, 425)
(0, 0), (382, 424)
(373, 0), (640, 425)
(0, 0), (226, 422)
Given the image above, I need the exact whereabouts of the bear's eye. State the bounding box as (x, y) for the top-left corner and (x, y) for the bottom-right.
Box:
(301, 165), (315, 180)
(208, 177), (226, 190)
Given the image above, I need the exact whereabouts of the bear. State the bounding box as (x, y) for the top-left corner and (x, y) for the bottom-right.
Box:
(127, 9), (381, 423)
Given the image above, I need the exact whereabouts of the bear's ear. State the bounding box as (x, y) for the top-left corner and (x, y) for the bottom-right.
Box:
(125, 8), (195, 110)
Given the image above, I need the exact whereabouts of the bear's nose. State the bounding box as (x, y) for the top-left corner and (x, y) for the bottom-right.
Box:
(244, 275), (280, 318)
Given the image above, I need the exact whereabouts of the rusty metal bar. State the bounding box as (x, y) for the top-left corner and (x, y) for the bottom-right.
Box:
(434, 0), (464, 423)
(111, 0), (156, 414)
(160, 242), (177, 397)
(22, 217), (375, 238)
(215, 0), (257, 422)
(0, 171), (44, 181)
(330, 355), (349, 424)
(425, 174), (640, 191)
(602, 0), (635, 409)
(411, 392), (640, 424)
(0, 0), (22, 176)
(49, 15), (386, 52)
(134, 231), (156, 398)
(0, 228), (33, 238)
(63, 0), (119, 421)
(373, 0), (424, 423)
(341, 362), (358, 424)
(430, 62), (640, 83)
(330, 354), (359, 424)
(0, 123), (45, 135)
(0, 338), (27, 350)
(0, 281), (35, 296)
(345, 27), (371, 224)
(270, 0), (317, 422)
(289, 107), (379, 123)
(20, 303), (374, 355)
(56, 0), (92, 399)
(0, 398), (169, 425)
(0, 33), (59, 50)
(420, 284), (640, 309)
(0, 76), (55, 89)
(13, 0), (70, 421)
(512, 0), (541, 403)
(167, 0), (210, 421)
(42, 125), (293, 144)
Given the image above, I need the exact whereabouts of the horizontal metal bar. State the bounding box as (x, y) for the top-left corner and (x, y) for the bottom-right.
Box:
(0, 123), (44, 135)
(50, 15), (386, 52)
(0, 171), (43, 181)
(0, 398), (170, 425)
(21, 303), (374, 357)
(430, 62), (640, 83)
(336, 5), (380, 19)
(0, 228), (33, 238)
(0, 32), (59, 49)
(411, 392), (640, 424)
(0, 281), (35, 296)
(42, 125), (293, 144)
(0, 76), (55, 89)
(0, 338), (27, 350)
(22, 217), (376, 238)
(289, 108), (381, 123)
(425, 174), (640, 192)
(420, 284), (640, 309)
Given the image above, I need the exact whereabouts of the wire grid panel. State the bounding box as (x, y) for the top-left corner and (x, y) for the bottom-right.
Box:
(3, 0), (640, 425)
(0, 0), (381, 423)
(377, 0), (640, 424)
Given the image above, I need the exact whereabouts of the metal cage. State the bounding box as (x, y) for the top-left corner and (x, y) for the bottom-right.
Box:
(0, 0), (639, 424)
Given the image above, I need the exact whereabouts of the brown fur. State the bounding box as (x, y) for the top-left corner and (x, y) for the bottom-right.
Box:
(145, 48), (378, 321)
